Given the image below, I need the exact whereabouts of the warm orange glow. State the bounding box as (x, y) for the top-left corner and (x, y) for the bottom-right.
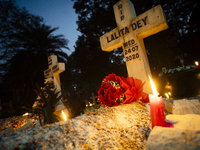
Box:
(149, 75), (159, 96)
(62, 110), (67, 121)
(23, 112), (29, 116)
(165, 93), (169, 99)
(195, 61), (199, 67)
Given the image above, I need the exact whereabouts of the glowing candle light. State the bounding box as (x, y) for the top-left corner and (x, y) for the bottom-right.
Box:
(149, 76), (174, 129)
(195, 61), (199, 67)
(165, 93), (169, 99)
(23, 112), (29, 116)
(62, 110), (67, 121)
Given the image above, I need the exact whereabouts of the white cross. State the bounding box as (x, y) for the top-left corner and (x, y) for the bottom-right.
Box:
(100, 0), (168, 94)
(44, 55), (67, 115)
(44, 55), (65, 92)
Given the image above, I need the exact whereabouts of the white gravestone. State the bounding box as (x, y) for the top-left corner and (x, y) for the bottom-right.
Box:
(44, 55), (67, 117)
(44, 55), (65, 93)
(100, 0), (168, 94)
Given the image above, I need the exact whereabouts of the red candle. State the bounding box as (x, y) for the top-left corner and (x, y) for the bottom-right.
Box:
(149, 94), (166, 129)
(149, 76), (174, 129)
(195, 61), (199, 67)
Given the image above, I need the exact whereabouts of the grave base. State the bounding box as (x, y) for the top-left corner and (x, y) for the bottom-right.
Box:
(145, 114), (200, 150)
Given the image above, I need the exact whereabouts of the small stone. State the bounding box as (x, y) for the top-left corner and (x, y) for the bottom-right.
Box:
(146, 114), (200, 150)
(163, 99), (173, 114)
(168, 69), (172, 73)
(34, 121), (42, 127)
(186, 66), (190, 70)
(173, 99), (200, 115)
(146, 126), (200, 150)
(0, 127), (14, 136)
(15, 122), (33, 132)
(166, 114), (200, 130)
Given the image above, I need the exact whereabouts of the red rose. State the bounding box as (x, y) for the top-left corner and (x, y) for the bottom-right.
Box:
(98, 82), (124, 107)
(98, 73), (149, 107)
(103, 73), (120, 84)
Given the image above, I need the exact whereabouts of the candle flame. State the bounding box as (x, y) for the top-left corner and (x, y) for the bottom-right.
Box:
(165, 93), (169, 99)
(23, 112), (29, 116)
(149, 75), (159, 96)
(195, 61), (199, 66)
(62, 110), (67, 121)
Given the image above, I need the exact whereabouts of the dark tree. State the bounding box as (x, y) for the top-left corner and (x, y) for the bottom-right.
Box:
(69, 0), (127, 94)
(140, 0), (200, 74)
(67, 0), (200, 107)
(71, 0), (200, 80)
(0, 1), (69, 105)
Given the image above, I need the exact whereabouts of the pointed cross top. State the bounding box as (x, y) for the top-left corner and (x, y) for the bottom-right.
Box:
(113, 0), (136, 29)
(44, 55), (65, 92)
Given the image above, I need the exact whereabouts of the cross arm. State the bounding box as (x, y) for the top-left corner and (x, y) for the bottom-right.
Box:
(100, 28), (122, 52)
(52, 63), (65, 75)
(44, 63), (65, 78)
(133, 5), (168, 38)
(44, 68), (52, 78)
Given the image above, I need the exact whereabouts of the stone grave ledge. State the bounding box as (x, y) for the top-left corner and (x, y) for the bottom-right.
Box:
(0, 117), (41, 136)
(1, 98), (200, 149)
(146, 98), (200, 150)
(0, 102), (152, 150)
(163, 97), (200, 115)
(145, 114), (200, 150)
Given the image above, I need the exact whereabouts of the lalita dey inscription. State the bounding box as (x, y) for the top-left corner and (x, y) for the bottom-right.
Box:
(106, 16), (148, 62)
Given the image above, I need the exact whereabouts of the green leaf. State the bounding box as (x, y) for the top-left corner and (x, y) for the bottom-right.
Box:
(42, 107), (49, 124)
(51, 94), (63, 108)
(51, 114), (60, 122)
(36, 82), (46, 104)
(17, 106), (32, 112)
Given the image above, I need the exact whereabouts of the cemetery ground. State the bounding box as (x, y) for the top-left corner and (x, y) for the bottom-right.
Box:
(0, 97), (200, 150)
(0, 0), (200, 149)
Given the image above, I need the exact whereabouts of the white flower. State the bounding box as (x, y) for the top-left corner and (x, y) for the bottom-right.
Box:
(32, 101), (38, 108)
(44, 78), (53, 84)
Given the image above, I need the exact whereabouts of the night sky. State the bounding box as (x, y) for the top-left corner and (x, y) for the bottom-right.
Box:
(15, 0), (80, 55)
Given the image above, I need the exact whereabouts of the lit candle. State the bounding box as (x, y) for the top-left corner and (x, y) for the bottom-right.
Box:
(22, 112), (29, 116)
(195, 61), (199, 67)
(149, 76), (173, 129)
(62, 110), (67, 121)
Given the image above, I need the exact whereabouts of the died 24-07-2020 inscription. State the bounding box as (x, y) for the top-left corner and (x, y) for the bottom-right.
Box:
(123, 38), (139, 62)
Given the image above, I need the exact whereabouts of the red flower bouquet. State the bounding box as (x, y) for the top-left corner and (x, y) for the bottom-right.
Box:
(98, 73), (149, 107)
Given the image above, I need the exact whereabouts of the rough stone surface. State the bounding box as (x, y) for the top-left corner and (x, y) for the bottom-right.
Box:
(0, 102), (151, 150)
(146, 114), (200, 150)
(163, 99), (173, 114)
(0, 127), (14, 136)
(173, 99), (200, 115)
(166, 114), (200, 130)
(15, 122), (33, 132)
(146, 127), (200, 150)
